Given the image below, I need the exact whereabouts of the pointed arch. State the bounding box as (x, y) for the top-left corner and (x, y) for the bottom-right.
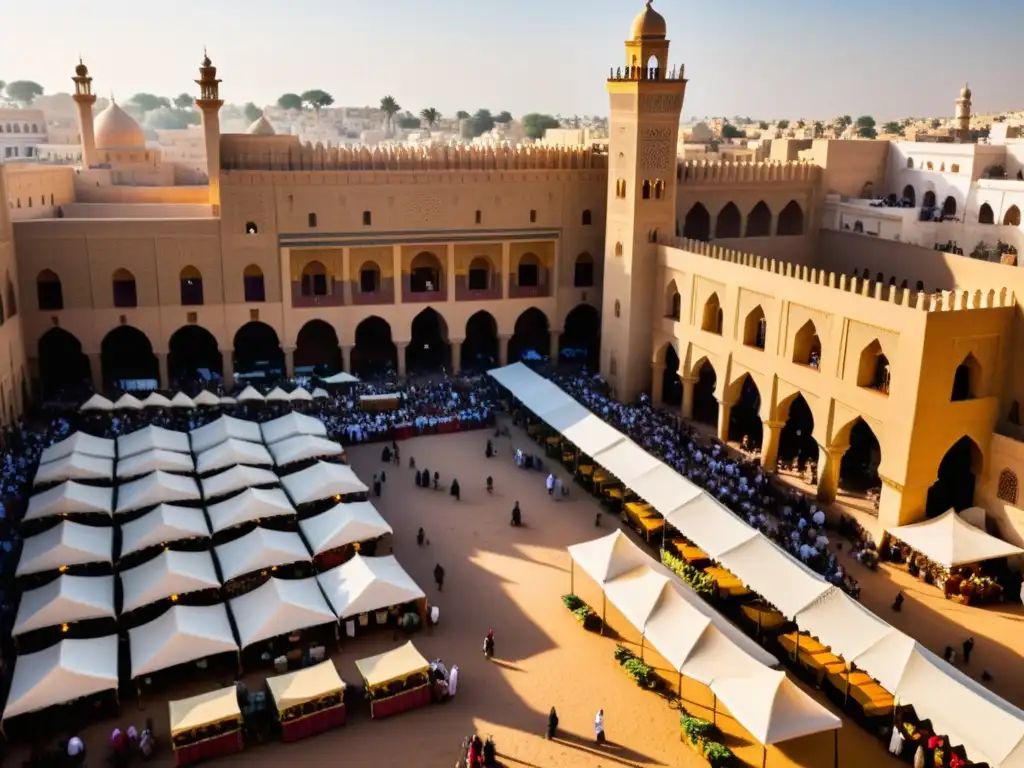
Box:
(701, 293), (723, 334)
(792, 320), (822, 369)
(664, 280), (681, 320)
(36, 269), (63, 310)
(656, 341), (683, 406)
(728, 373), (763, 449)
(1004, 205), (1021, 227)
(683, 203), (710, 241)
(38, 327), (91, 398)
(168, 325), (222, 384)
(233, 321), (284, 378)
(715, 202), (741, 238)
(922, 190), (937, 209)
(742, 305), (767, 349)
(464, 311), (499, 371)
(978, 203), (995, 224)
(835, 417), (882, 497)
(745, 201), (771, 237)
(902, 185), (916, 207)
(112, 268), (137, 308)
(776, 200), (804, 236)
(352, 316), (396, 376)
(180, 265), (204, 306)
(692, 359), (719, 427)
(407, 307), (450, 373)
(778, 393), (815, 465)
(560, 303), (601, 367)
(295, 319), (342, 374)
(508, 307), (550, 363)
(243, 264), (265, 302)
(927, 435), (983, 516)
(101, 325), (158, 390)
(951, 353), (981, 401)
(942, 195), (957, 218)
(857, 339), (890, 394)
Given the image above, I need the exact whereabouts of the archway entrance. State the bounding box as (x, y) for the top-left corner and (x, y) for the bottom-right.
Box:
(926, 436), (981, 516)
(508, 308), (550, 364)
(101, 326), (158, 391)
(233, 321), (284, 379)
(683, 204), (710, 241)
(660, 344), (682, 407)
(407, 308), (450, 373)
(728, 375), (763, 449)
(38, 328), (91, 399)
(352, 316), (397, 377)
(462, 311), (498, 372)
(168, 325), (222, 386)
(295, 320), (342, 375)
(692, 360), (718, 427)
(838, 418), (882, 495)
(560, 304), (601, 368)
(778, 394), (816, 468)
(902, 185), (916, 207)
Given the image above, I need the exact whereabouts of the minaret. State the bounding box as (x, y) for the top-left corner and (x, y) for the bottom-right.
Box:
(72, 58), (98, 168)
(955, 84), (972, 142)
(195, 50), (224, 213)
(599, 0), (687, 401)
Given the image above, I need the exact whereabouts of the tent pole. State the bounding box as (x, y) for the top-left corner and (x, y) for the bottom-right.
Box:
(795, 632), (800, 662)
(601, 593), (606, 635)
(834, 727), (839, 768)
(762, 744), (767, 768)
(844, 664), (851, 705)
(757, 610), (762, 640)
(570, 560), (574, 595)
(640, 633), (645, 661)
(712, 693), (717, 726)
(678, 671), (682, 697)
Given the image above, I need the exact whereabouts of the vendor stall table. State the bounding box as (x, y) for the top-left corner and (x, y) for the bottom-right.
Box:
(267, 659), (347, 742)
(825, 668), (896, 717)
(355, 641), (432, 720)
(739, 602), (787, 634)
(704, 566), (751, 598)
(169, 686), (244, 767)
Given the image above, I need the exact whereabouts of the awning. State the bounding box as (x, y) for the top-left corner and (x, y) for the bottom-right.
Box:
(34, 452), (114, 487)
(116, 471), (201, 514)
(118, 504), (210, 558)
(192, 390), (221, 407)
(16, 520), (112, 577)
(664, 495), (759, 559)
(170, 392), (196, 408)
(25, 480), (113, 522)
(317, 553), (425, 618)
(141, 392), (173, 408)
(116, 448), (195, 480)
(169, 686), (241, 737)
(206, 486), (296, 534)
(201, 465), (280, 501)
(214, 528), (310, 582)
(312, 388), (330, 399)
(289, 387), (313, 401)
(190, 415), (262, 453)
(261, 412), (328, 445)
(887, 509), (1024, 568)
(236, 385), (264, 402)
(196, 438), (273, 475)
(589, 440), (661, 485)
(80, 394), (114, 412)
(129, 604), (237, 679)
(119, 549), (221, 614)
(265, 387), (290, 402)
(228, 577), (337, 648)
(355, 641), (428, 688)
(268, 435), (344, 467)
(299, 501), (393, 555)
(266, 659), (345, 713)
(2, 636), (119, 720)
(117, 425), (191, 458)
(14, 574), (115, 637)
(567, 529), (656, 585)
(114, 393), (144, 410)
(40, 432), (115, 463)
(281, 462), (368, 506)
(320, 372), (359, 385)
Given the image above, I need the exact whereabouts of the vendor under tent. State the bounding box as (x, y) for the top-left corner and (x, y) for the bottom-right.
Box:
(190, 415), (262, 453)
(268, 435), (344, 467)
(119, 549), (222, 618)
(114, 393), (145, 410)
(228, 576), (337, 651)
(169, 686), (244, 766)
(16, 520), (112, 579)
(317, 554), (425, 627)
(265, 386), (290, 402)
(887, 508), (1024, 568)
(196, 438), (273, 475)
(116, 470), (201, 515)
(40, 431), (115, 463)
(24, 479), (113, 523)
(300, 500), (393, 568)
(320, 372), (359, 385)
(266, 659), (347, 742)
(354, 641), (431, 719)
(34, 451), (113, 487)
(289, 386), (313, 402)
(129, 603), (238, 680)
(214, 527), (312, 588)
(206, 486), (297, 536)
(13, 573), (116, 642)
(192, 390), (221, 407)
(80, 393), (115, 412)
(261, 412), (328, 444)
(117, 448), (195, 480)
(119, 504), (211, 563)
(142, 392), (173, 408)
(281, 461), (368, 507)
(170, 392), (196, 408)
(201, 465), (280, 502)
(236, 384), (265, 402)
(118, 424), (191, 458)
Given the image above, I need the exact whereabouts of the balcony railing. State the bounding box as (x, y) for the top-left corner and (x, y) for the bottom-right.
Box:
(455, 274), (502, 302)
(291, 281), (345, 308)
(350, 281), (395, 306)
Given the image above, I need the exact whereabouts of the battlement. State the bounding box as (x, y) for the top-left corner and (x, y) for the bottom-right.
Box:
(677, 160), (819, 185)
(607, 63), (686, 83)
(220, 140), (608, 173)
(663, 236), (1015, 313)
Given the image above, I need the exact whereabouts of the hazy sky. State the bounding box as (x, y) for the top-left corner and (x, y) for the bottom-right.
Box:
(0, 0), (1018, 121)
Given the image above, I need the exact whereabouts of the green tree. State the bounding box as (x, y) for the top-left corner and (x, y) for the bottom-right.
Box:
(277, 93), (303, 111)
(472, 109), (495, 135)
(173, 93), (194, 110)
(855, 115), (877, 139)
(495, 110), (513, 124)
(796, 119), (805, 128)
(842, 115), (853, 126)
(455, 110), (470, 120)
(419, 107), (440, 128)
(397, 115), (420, 129)
(379, 95), (401, 134)
(143, 107), (201, 130)
(722, 123), (745, 139)
(758, 121), (769, 130)
(776, 119), (789, 129)
(5, 80), (43, 106)
(813, 120), (824, 136)
(882, 121), (902, 135)
(301, 89), (334, 115)
(243, 102), (263, 124)
(129, 93), (171, 113)
(521, 113), (560, 140)
(832, 116), (847, 135)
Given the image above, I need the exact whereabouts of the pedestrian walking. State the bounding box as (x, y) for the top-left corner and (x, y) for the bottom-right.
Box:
(417, 527), (426, 547)
(434, 563), (445, 591)
(962, 636), (975, 664)
(594, 709), (606, 744)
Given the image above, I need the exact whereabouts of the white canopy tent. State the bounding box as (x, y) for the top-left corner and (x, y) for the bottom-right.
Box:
(206, 486), (296, 534)
(317, 554), (424, 618)
(312, 387), (330, 399)
(2, 636), (119, 721)
(261, 412), (328, 445)
(887, 509), (1024, 568)
(265, 386), (290, 402)
(236, 385), (265, 403)
(201, 465), (279, 501)
(25, 480), (113, 522)
(664, 495), (760, 559)
(268, 435), (344, 467)
(129, 604), (237, 679)
(14, 574), (115, 637)
(17, 521), (113, 577)
(116, 471), (201, 514)
(219, 396), (237, 406)
(170, 392), (196, 408)
(281, 461), (368, 506)
(119, 504), (210, 558)
(299, 501), (393, 555)
(114, 393), (145, 410)
(229, 577), (336, 648)
(589, 440), (661, 486)
(40, 432), (115, 464)
(214, 528), (311, 582)
(190, 415), (262, 453)
(120, 549), (221, 614)
(141, 392), (173, 408)
(320, 372), (359, 385)
(117, 425), (191, 458)
(34, 452), (114, 487)
(116, 448), (195, 480)
(567, 529), (657, 585)
(80, 394), (115, 412)
(196, 438), (273, 475)
(289, 387), (313, 401)
(192, 390), (221, 407)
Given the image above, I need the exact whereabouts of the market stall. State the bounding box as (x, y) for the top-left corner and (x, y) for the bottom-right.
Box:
(266, 659), (346, 742)
(359, 393), (400, 412)
(261, 412), (328, 444)
(299, 501), (393, 570)
(318, 554), (426, 635)
(169, 686), (244, 766)
(354, 641), (432, 719)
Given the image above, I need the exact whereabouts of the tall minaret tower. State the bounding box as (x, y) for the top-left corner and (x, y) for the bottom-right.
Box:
(955, 84), (972, 142)
(195, 50), (224, 213)
(599, 0), (687, 401)
(72, 59), (98, 168)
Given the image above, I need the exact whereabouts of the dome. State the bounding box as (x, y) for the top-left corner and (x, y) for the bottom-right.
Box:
(247, 115), (275, 136)
(94, 101), (145, 150)
(631, 0), (666, 40)
(960, 83), (972, 99)
(75, 60), (88, 78)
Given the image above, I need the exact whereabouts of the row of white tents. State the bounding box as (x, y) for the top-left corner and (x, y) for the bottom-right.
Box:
(79, 385), (333, 412)
(490, 362), (1024, 768)
(4, 551), (425, 721)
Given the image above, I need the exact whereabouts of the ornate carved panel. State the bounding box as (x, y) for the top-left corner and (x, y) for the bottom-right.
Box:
(402, 193), (443, 224)
(639, 93), (684, 114)
(640, 139), (673, 174)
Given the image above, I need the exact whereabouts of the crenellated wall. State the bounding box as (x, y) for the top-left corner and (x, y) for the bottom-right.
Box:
(677, 160), (820, 185)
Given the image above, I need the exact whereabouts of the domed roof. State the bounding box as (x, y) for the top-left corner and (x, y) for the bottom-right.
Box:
(960, 83), (972, 99)
(247, 115), (275, 136)
(94, 101), (145, 150)
(631, 0), (666, 40)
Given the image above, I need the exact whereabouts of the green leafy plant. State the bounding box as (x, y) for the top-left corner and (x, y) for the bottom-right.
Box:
(571, 605), (599, 630)
(622, 657), (658, 689)
(561, 594), (584, 611)
(613, 645), (634, 664)
(662, 550), (717, 598)
(680, 714), (715, 743)
(703, 741), (734, 767)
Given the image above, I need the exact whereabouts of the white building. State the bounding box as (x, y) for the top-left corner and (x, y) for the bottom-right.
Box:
(0, 108), (47, 161)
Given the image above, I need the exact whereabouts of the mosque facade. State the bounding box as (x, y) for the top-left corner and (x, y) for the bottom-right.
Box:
(2, 1), (1024, 547)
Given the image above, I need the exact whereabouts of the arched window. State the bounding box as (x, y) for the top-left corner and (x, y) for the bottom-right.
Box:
(777, 201), (804, 236)
(1004, 205), (1021, 226)
(979, 203), (994, 224)
(942, 196), (957, 218)
(792, 320), (822, 369)
(517, 253), (541, 288)
(906, 157), (914, 169)
(112, 268), (138, 308)
(308, 212), (318, 228)
(997, 470), (1019, 504)
(180, 265), (204, 306)
(715, 203), (741, 238)
(582, 209), (592, 226)
(902, 185), (916, 207)
(664, 282), (681, 320)
(683, 204), (710, 241)
(642, 180), (651, 200)
(359, 261), (381, 293)
(951, 353), (981, 401)
(245, 221), (258, 235)
(37, 269), (63, 310)
(574, 253), (594, 287)
(411, 252), (443, 293)
(468, 257), (491, 291)
(614, 242), (623, 257)
(301, 261), (329, 296)
(701, 293), (723, 334)
(654, 180), (665, 200)
(857, 339), (890, 394)
(745, 201), (771, 237)
(243, 264), (265, 303)
(529, 209), (537, 223)
(614, 300), (621, 318)
(923, 190), (936, 208)
(743, 306), (766, 349)
(853, 221), (865, 233)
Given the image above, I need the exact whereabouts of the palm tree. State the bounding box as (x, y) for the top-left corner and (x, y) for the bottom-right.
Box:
(380, 95), (401, 136)
(419, 107), (440, 129)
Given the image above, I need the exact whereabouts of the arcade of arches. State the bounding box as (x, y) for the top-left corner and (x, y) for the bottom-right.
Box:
(681, 200), (805, 241)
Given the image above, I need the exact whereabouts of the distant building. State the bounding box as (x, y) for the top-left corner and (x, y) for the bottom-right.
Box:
(0, 109), (47, 161)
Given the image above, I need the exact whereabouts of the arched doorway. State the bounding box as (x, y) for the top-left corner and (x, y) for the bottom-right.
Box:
(462, 311), (499, 372)
(1005, 205), (1021, 226)
(715, 203), (741, 238)
(902, 185), (916, 207)
(777, 201), (804, 235)
(778, 394), (816, 467)
(560, 304), (601, 368)
(682, 203), (710, 241)
(838, 418), (882, 496)
(101, 326), (158, 391)
(38, 328), (90, 398)
(168, 325), (222, 385)
(233, 321), (284, 379)
(746, 201), (771, 237)
(660, 344), (682, 407)
(728, 375), (763, 449)
(294, 320), (342, 375)
(409, 252), (443, 296)
(352, 316), (397, 376)
(407, 308), (450, 373)
(926, 436), (981, 516)
(942, 196), (957, 218)
(692, 360), (718, 426)
(922, 190), (937, 209)
(508, 308), (550, 364)
(979, 203), (995, 224)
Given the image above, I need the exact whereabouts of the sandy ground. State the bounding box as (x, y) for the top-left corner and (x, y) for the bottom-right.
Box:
(8, 427), (908, 768)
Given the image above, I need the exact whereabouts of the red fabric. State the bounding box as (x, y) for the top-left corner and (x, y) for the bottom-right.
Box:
(173, 729), (243, 767)
(281, 705), (346, 743)
(369, 685), (432, 719)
